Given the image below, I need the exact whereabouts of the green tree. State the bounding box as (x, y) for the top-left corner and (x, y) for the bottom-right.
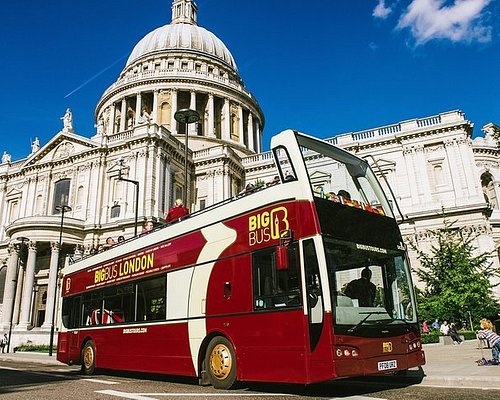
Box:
(410, 218), (499, 329)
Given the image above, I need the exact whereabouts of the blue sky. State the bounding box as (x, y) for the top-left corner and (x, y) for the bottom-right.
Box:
(1, 0), (499, 160)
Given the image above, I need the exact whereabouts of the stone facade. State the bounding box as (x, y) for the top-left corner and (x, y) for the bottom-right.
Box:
(0, 0), (499, 349)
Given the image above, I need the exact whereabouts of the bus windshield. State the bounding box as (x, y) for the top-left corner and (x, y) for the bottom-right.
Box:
(294, 134), (395, 219)
(323, 236), (416, 328)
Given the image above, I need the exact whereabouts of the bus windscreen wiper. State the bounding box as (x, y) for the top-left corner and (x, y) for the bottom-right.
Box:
(348, 311), (388, 333)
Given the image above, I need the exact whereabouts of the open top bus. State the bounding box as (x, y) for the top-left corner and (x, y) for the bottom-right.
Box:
(57, 130), (424, 389)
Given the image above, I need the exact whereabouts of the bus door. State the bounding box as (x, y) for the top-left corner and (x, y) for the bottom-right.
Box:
(242, 243), (305, 383)
(302, 238), (335, 383)
(60, 295), (83, 362)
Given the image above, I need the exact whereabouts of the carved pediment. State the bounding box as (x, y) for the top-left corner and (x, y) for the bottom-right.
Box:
(5, 187), (22, 199)
(309, 170), (331, 185)
(369, 158), (395, 173)
(22, 132), (99, 169)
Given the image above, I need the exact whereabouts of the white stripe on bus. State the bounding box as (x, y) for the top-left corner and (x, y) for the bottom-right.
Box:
(188, 222), (237, 375)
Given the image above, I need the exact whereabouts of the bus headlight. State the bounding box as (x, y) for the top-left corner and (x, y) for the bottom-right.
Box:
(335, 346), (360, 358)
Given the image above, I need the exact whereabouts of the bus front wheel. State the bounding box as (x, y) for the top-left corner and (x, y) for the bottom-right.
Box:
(205, 336), (237, 389)
(81, 340), (96, 375)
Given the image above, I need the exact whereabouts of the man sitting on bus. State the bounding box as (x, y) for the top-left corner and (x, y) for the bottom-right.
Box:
(344, 267), (376, 307)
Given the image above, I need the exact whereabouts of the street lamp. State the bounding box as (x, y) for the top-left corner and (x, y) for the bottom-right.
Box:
(174, 109), (199, 207)
(117, 159), (140, 236)
(49, 205), (71, 356)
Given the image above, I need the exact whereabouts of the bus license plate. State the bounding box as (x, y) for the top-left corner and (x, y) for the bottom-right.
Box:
(378, 360), (397, 371)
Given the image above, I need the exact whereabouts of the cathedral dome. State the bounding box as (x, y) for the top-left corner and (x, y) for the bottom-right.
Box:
(126, 23), (237, 71)
(126, 0), (236, 71)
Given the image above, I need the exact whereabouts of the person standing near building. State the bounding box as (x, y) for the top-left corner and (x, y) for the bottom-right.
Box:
(432, 319), (440, 331)
(422, 320), (430, 334)
(1, 333), (8, 353)
(164, 199), (189, 223)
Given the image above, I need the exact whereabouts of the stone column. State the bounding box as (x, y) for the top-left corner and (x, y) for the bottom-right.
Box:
(135, 93), (142, 126)
(189, 91), (197, 135)
(119, 98), (127, 132)
(256, 123), (262, 153)
(207, 93), (215, 138)
(248, 113), (254, 152)
(41, 242), (60, 330)
(152, 90), (159, 125)
(238, 105), (245, 146)
(108, 104), (116, 135)
(17, 241), (37, 330)
(12, 263), (24, 325)
(403, 147), (420, 205)
(223, 99), (231, 141)
(170, 89), (178, 134)
(1, 242), (21, 330)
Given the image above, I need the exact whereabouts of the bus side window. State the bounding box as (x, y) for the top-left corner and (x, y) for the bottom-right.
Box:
(82, 293), (102, 326)
(136, 276), (166, 321)
(62, 296), (81, 329)
(101, 284), (135, 324)
(252, 244), (301, 310)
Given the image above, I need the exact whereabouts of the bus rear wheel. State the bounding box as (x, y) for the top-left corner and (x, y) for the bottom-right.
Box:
(81, 340), (96, 375)
(205, 336), (237, 389)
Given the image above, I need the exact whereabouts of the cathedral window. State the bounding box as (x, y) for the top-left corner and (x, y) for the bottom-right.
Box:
(110, 204), (121, 218)
(35, 194), (43, 215)
(8, 201), (19, 223)
(181, 61), (188, 70)
(52, 179), (71, 214)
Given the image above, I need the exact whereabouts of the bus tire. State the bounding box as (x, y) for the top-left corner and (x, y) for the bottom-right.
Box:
(205, 336), (237, 389)
(81, 340), (96, 375)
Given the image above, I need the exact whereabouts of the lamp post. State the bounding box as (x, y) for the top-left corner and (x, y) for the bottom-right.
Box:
(174, 109), (199, 207)
(49, 205), (71, 356)
(118, 159), (140, 236)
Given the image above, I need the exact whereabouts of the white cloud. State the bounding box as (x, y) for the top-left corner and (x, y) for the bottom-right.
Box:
(373, 0), (393, 19)
(397, 0), (492, 45)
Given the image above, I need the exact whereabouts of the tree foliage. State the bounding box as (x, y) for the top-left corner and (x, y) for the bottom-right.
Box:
(410, 218), (499, 328)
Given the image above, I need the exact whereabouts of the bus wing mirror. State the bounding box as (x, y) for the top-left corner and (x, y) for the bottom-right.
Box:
(276, 246), (289, 270)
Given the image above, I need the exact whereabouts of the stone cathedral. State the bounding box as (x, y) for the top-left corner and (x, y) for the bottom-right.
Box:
(0, 0), (499, 348)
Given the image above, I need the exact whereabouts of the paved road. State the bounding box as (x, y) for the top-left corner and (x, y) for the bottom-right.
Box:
(0, 361), (498, 400)
(1, 339), (499, 399)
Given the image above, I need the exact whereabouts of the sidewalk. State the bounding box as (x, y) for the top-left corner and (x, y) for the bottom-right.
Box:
(418, 338), (500, 389)
(0, 339), (499, 389)
(0, 351), (64, 366)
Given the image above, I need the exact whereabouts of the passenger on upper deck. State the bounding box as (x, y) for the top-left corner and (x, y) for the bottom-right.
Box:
(141, 221), (154, 235)
(164, 199), (189, 224)
(337, 190), (351, 200)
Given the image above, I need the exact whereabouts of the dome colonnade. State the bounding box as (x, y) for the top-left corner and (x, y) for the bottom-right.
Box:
(93, 0), (264, 156)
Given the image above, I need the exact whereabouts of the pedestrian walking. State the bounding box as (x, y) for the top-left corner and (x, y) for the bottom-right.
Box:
(1, 333), (8, 353)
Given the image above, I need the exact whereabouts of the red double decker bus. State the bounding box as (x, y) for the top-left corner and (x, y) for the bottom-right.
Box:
(57, 130), (424, 389)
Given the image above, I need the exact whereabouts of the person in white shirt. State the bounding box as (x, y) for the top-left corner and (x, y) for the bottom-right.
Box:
(440, 320), (450, 335)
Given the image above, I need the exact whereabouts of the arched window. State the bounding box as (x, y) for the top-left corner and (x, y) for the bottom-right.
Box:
(433, 165), (444, 186)
(8, 201), (19, 223)
(481, 172), (498, 209)
(52, 179), (71, 214)
(110, 204), (121, 218)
